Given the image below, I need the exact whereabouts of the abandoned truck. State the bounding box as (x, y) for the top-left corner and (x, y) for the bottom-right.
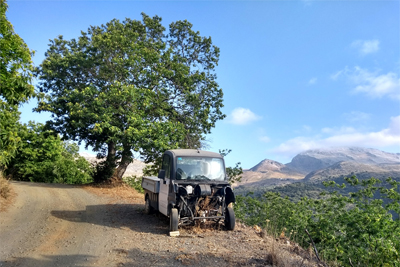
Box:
(141, 149), (235, 233)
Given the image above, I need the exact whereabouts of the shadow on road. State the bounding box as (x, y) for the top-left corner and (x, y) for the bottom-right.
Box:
(0, 254), (96, 267)
(10, 180), (82, 189)
(51, 204), (169, 235)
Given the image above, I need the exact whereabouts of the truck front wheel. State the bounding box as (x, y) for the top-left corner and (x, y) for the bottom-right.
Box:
(170, 208), (179, 232)
(225, 206), (235, 230)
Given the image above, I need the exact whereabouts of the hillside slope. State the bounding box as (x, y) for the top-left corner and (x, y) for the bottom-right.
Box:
(286, 147), (400, 174)
(80, 153), (147, 177)
(236, 147), (400, 190)
(305, 161), (400, 182)
(236, 159), (303, 187)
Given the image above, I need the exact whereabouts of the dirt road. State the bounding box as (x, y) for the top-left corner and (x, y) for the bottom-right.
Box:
(0, 182), (316, 267)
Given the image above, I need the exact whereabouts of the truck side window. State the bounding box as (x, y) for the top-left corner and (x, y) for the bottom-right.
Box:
(162, 154), (171, 179)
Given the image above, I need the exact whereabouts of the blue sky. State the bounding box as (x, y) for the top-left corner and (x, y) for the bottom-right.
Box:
(7, 0), (400, 168)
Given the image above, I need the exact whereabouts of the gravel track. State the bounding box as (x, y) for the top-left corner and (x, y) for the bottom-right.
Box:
(0, 181), (318, 267)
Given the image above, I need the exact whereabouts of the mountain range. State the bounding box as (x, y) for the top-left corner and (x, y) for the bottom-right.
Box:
(80, 147), (400, 187)
(235, 147), (400, 189)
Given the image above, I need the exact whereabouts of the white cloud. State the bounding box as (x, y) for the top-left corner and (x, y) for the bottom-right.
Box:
(343, 111), (371, 122)
(301, 0), (314, 6)
(331, 68), (346, 81)
(273, 116), (400, 157)
(308, 77), (317, 85)
(227, 107), (262, 125)
(294, 125), (313, 134)
(302, 125), (312, 132)
(387, 115), (400, 136)
(321, 126), (357, 135)
(332, 66), (400, 100)
(259, 136), (271, 143)
(351, 39), (380, 55)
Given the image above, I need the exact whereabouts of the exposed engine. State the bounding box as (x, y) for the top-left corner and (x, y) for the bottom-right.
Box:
(176, 184), (228, 225)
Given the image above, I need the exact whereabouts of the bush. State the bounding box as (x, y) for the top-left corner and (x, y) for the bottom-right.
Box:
(124, 175), (144, 193)
(234, 176), (400, 266)
(6, 122), (93, 184)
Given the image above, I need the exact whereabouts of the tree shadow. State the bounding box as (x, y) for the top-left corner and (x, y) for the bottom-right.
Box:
(10, 181), (82, 189)
(51, 204), (169, 235)
(0, 254), (95, 267)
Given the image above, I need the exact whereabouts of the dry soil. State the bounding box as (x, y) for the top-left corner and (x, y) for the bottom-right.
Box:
(0, 181), (320, 267)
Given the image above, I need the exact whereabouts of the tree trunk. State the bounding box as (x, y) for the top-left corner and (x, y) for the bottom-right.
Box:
(94, 141), (118, 183)
(107, 141), (116, 165)
(113, 144), (132, 180)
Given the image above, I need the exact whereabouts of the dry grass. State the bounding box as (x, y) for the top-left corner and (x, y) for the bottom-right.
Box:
(0, 172), (16, 212)
(0, 172), (10, 198)
(83, 180), (144, 205)
(259, 231), (322, 267)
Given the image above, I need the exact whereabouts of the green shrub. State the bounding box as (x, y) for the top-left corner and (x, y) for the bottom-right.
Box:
(234, 176), (400, 266)
(124, 175), (144, 193)
(6, 122), (93, 184)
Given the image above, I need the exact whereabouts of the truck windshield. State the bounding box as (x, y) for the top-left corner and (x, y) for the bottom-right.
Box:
(176, 157), (225, 181)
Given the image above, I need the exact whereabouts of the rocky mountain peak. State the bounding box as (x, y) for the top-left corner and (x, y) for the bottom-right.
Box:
(250, 159), (284, 172)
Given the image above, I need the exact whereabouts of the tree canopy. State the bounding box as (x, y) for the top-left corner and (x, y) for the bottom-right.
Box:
(36, 13), (225, 181)
(0, 0), (35, 167)
(0, 0), (34, 104)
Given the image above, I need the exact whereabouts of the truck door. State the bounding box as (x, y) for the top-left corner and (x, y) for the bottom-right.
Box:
(158, 154), (171, 216)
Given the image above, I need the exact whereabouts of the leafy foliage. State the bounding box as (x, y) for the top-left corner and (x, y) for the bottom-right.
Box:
(219, 149), (243, 185)
(0, 0), (35, 168)
(0, 0), (35, 105)
(0, 103), (21, 166)
(124, 175), (145, 193)
(36, 13), (225, 182)
(235, 176), (400, 266)
(6, 122), (93, 184)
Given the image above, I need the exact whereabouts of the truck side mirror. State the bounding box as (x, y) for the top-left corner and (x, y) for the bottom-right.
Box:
(158, 170), (166, 179)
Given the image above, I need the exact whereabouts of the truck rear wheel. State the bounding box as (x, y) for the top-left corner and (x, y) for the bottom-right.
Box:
(225, 206), (235, 230)
(144, 196), (152, 215)
(170, 208), (179, 232)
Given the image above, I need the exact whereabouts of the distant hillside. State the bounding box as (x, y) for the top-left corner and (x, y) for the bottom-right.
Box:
(304, 161), (400, 182)
(80, 153), (147, 177)
(286, 147), (400, 174)
(236, 147), (400, 190)
(237, 159), (303, 187)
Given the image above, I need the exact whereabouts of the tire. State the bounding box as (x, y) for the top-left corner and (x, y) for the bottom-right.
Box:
(170, 208), (179, 232)
(144, 196), (152, 215)
(225, 206), (235, 230)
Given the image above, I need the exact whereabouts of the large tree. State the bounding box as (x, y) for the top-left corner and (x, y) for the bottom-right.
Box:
(36, 14), (225, 181)
(0, 0), (35, 168)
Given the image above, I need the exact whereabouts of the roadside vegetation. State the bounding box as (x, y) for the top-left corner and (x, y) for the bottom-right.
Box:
(1, 0), (89, 185)
(234, 176), (400, 266)
(0, 172), (11, 200)
(4, 122), (93, 184)
(0, 171), (14, 212)
(124, 175), (145, 194)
